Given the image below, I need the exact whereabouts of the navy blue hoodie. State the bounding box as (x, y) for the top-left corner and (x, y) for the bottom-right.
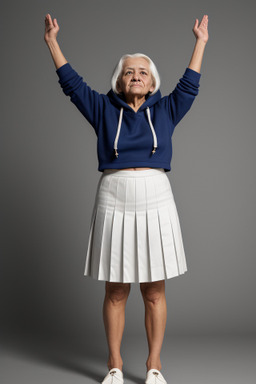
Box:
(56, 63), (201, 172)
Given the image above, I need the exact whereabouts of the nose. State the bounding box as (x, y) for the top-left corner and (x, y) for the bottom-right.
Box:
(132, 71), (141, 81)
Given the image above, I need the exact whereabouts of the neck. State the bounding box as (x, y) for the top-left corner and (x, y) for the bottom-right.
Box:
(125, 95), (146, 112)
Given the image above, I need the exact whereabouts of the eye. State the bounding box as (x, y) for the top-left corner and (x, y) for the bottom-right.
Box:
(141, 71), (148, 75)
(125, 71), (132, 75)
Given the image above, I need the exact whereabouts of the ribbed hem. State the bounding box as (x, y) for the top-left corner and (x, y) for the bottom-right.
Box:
(56, 62), (73, 79)
(184, 67), (201, 85)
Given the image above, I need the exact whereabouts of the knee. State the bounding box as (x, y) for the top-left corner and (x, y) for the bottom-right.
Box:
(105, 282), (131, 305)
(140, 280), (165, 305)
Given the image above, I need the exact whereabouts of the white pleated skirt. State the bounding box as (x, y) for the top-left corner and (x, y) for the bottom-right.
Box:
(84, 168), (187, 283)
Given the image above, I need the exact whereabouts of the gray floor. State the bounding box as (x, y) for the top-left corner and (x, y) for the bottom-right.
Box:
(1, 332), (256, 384)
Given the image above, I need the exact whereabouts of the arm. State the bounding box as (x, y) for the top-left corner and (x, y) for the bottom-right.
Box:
(167, 68), (201, 127)
(165, 15), (209, 126)
(44, 14), (103, 132)
(44, 14), (67, 69)
(188, 14), (209, 73)
(56, 63), (103, 131)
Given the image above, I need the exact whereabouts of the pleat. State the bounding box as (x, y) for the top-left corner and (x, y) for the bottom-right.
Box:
(89, 205), (107, 279)
(84, 203), (97, 276)
(157, 205), (180, 278)
(84, 174), (104, 277)
(135, 177), (151, 282)
(109, 209), (124, 282)
(157, 175), (187, 276)
(97, 207), (115, 280)
(122, 177), (138, 283)
(167, 201), (187, 274)
(109, 177), (125, 282)
(86, 174), (112, 280)
(145, 176), (166, 282)
(97, 175), (120, 280)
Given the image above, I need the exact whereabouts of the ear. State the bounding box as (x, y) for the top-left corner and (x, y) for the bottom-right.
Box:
(116, 80), (122, 93)
(149, 76), (156, 93)
(149, 83), (155, 93)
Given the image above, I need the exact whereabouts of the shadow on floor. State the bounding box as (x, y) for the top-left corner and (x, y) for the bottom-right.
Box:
(1, 330), (108, 383)
(123, 370), (145, 384)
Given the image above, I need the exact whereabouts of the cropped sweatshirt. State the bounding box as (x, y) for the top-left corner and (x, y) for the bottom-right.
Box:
(56, 63), (201, 172)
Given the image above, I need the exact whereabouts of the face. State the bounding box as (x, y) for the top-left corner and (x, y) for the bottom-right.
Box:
(117, 57), (155, 99)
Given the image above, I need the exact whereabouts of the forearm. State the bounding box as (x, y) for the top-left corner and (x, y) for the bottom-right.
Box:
(46, 39), (68, 69)
(188, 39), (207, 74)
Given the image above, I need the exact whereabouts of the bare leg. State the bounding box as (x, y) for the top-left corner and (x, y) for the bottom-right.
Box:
(103, 282), (131, 371)
(140, 280), (167, 372)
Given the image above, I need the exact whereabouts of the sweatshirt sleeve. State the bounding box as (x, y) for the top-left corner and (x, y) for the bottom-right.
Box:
(56, 63), (103, 132)
(168, 67), (201, 127)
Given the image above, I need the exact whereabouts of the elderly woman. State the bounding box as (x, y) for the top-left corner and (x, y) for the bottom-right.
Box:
(44, 13), (208, 384)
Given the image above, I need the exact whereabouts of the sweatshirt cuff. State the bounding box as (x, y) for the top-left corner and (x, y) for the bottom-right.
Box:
(184, 67), (201, 85)
(56, 62), (73, 80)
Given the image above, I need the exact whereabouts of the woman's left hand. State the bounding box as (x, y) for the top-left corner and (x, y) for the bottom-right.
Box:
(193, 14), (209, 43)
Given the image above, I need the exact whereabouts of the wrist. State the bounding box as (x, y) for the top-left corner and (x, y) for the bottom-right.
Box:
(195, 38), (207, 45)
(45, 37), (58, 46)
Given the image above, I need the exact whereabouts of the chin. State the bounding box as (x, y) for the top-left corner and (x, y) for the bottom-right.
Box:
(129, 89), (145, 95)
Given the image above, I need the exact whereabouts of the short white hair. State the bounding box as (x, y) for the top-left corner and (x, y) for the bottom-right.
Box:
(111, 53), (161, 96)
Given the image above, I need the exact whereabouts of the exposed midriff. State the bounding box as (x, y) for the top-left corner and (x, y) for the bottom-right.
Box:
(108, 167), (152, 171)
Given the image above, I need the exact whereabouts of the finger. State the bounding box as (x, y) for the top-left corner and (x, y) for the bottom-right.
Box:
(200, 15), (208, 28)
(45, 13), (53, 27)
(45, 15), (50, 29)
(193, 18), (198, 30)
(53, 18), (59, 28)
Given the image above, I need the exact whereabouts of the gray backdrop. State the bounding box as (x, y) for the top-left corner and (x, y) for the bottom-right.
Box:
(1, 0), (255, 347)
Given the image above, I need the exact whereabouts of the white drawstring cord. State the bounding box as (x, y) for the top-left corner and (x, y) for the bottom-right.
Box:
(113, 107), (124, 158)
(146, 107), (158, 154)
(113, 106), (158, 157)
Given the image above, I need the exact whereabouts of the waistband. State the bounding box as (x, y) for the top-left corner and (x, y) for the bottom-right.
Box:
(102, 168), (165, 178)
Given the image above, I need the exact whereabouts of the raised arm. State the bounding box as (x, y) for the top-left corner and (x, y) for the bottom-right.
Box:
(44, 14), (68, 69)
(165, 15), (208, 127)
(44, 13), (103, 133)
(188, 14), (209, 73)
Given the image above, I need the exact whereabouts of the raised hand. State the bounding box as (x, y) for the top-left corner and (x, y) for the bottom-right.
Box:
(192, 15), (209, 43)
(44, 13), (67, 69)
(44, 13), (59, 43)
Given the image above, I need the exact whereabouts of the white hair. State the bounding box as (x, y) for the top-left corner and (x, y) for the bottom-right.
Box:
(111, 53), (161, 96)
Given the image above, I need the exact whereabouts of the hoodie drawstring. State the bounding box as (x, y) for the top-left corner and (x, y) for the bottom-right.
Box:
(113, 106), (158, 158)
(146, 107), (158, 154)
(113, 107), (124, 158)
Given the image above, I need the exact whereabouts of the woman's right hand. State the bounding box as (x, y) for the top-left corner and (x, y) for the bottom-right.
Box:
(44, 13), (59, 43)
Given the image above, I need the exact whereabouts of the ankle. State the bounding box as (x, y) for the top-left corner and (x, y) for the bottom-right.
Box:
(107, 357), (123, 371)
(146, 359), (162, 372)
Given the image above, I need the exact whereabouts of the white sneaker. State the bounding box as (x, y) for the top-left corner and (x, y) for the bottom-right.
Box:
(101, 368), (124, 384)
(145, 369), (167, 384)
